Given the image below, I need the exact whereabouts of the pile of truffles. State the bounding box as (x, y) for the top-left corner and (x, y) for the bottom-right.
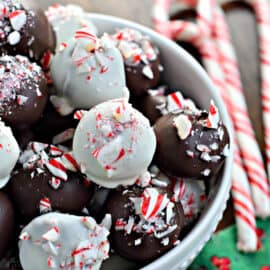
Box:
(0, 1), (230, 270)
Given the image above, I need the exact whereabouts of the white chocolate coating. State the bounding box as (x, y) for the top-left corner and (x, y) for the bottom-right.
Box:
(50, 34), (128, 112)
(46, 4), (98, 48)
(19, 212), (110, 270)
(73, 99), (156, 188)
(0, 121), (19, 188)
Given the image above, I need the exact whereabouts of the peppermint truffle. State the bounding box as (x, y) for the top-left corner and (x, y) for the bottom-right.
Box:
(0, 121), (19, 189)
(154, 101), (230, 179)
(0, 55), (48, 130)
(33, 102), (78, 145)
(0, 192), (15, 259)
(8, 142), (93, 222)
(111, 28), (161, 96)
(141, 89), (199, 124)
(19, 212), (110, 270)
(106, 186), (184, 261)
(73, 99), (156, 188)
(50, 29), (128, 113)
(0, 0), (56, 62)
(46, 4), (98, 48)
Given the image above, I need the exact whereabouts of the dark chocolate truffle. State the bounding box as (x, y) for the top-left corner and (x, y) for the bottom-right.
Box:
(0, 55), (48, 130)
(8, 142), (93, 222)
(0, 192), (15, 259)
(154, 101), (230, 179)
(87, 185), (111, 222)
(33, 102), (77, 145)
(0, 0), (56, 62)
(111, 28), (161, 96)
(140, 90), (166, 125)
(106, 186), (184, 262)
(141, 89), (200, 125)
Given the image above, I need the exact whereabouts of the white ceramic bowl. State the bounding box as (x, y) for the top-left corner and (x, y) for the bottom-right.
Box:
(89, 13), (233, 270)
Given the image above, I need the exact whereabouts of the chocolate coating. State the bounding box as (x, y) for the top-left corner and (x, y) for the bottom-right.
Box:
(0, 0), (56, 62)
(0, 192), (15, 259)
(154, 111), (230, 179)
(125, 57), (160, 97)
(140, 94), (165, 124)
(8, 169), (92, 223)
(0, 55), (48, 130)
(87, 185), (111, 222)
(106, 187), (184, 262)
(33, 102), (77, 144)
(111, 28), (161, 97)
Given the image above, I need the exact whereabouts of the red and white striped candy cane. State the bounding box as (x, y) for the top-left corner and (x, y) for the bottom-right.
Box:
(153, 0), (259, 251)
(199, 5), (259, 249)
(212, 6), (270, 217)
(246, 0), (270, 194)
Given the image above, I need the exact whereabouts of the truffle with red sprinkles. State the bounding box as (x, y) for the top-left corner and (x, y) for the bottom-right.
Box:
(19, 212), (111, 270)
(0, 192), (15, 259)
(8, 142), (93, 222)
(0, 0), (56, 62)
(140, 88), (199, 124)
(0, 55), (48, 130)
(50, 28), (128, 113)
(154, 100), (230, 179)
(73, 99), (156, 188)
(106, 186), (184, 262)
(111, 28), (161, 97)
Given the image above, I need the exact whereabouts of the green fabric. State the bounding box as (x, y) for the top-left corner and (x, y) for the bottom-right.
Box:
(189, 219), (270, 270)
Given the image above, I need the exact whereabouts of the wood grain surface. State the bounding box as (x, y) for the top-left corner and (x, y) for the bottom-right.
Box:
(40, 1), (265, 229)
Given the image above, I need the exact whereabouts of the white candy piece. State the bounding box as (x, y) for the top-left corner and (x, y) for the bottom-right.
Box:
(19, 213), (110, 270)
(73, 99), (156, 188)
(45, 4), (98, 48)
(50, 33), (128, 112)
(0, 121), (19, 188)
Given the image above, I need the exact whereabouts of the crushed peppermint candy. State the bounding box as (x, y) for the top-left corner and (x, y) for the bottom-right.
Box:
(113, 186), (181, 247)
(111, 28), (159, 66)
(0, 1), (34, 48)
(19, 213), (110, 270)
(206, 100), (220, 129)
(0, 55), (45, 115)
(173, 114), (192, 140)
(39, 197), (52, 213)
(18, 142), (81, 191)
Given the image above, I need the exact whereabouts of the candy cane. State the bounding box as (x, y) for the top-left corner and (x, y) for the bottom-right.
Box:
(245, 0), (270, 194)
(212, 5), (270, 218)
(153, 0), (259, 251)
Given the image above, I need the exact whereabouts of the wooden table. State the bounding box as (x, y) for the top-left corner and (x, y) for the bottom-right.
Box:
(39, 1), (265, 230)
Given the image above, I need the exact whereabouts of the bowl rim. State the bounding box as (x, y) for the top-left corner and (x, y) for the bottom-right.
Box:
(88, 13), (234, 270)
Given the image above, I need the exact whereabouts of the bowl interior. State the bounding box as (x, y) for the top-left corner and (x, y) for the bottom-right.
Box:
(89, 14), (233, 270)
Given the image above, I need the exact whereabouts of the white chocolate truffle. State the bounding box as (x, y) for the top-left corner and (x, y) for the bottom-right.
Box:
(19, 212), (111, 270)
(50, 29), (128, 114)
(0, 121), (19, 188)
(73, 99), (157, 188)
(45, 4), (98, 48)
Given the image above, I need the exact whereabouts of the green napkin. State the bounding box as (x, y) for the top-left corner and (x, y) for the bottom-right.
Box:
(189, 219), (270, 270)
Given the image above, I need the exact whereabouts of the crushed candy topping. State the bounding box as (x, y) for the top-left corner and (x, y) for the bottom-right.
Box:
(19, 142), (80, 191)
(0, 55), (44, 115)
(0, 0), (34, 48)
